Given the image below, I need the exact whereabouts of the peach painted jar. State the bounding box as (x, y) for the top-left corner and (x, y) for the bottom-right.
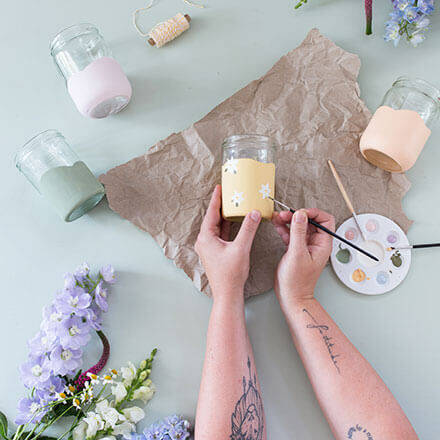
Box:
(360, 77), (440, 172)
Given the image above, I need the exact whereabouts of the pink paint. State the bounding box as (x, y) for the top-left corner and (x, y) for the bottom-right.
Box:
(67, 57), (132, 118)
(360, 106), (431, 172)
(344, 228), (357, 241)
(365, 219), (377, 232)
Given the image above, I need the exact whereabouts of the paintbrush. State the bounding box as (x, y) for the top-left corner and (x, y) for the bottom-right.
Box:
(327, 159), (367, 242)
(387, 243), (440, 251)
(269, 196), (379, 262)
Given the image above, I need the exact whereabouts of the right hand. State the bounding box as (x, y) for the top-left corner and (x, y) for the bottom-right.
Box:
(272, 208), (335, 309)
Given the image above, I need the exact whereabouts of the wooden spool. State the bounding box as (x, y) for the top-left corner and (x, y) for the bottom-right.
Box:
(148, 14), (191, 46)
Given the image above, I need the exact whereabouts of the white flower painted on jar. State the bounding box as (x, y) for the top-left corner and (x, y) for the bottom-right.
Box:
(259, 183), (271, 200)
(224, 159), (239, 174)
(231, 191), (244, 207)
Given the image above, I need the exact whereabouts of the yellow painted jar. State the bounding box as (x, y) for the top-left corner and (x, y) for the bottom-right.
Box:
(221, 134), (276, 222)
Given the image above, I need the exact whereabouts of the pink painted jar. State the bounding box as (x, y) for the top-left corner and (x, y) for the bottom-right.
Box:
(360, 77), (439, 172)
(50, 24), (132, 119)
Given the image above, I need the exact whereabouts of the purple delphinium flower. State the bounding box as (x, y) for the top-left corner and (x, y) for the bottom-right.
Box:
(144, 416), (191, 440)
(15, 397), (47, 425)
(28, 331), (56, 358)
(18, 263), (115, 424)
(50, 346), (82, 376)
(74, 262), (90, 282)
(59, 316), (92, 350)
(385, 0), (434, 46)
(94, 282), (109, 312)
(19, 356), (51, 389)
(100, 265), (116, 284)
(36, 376), (65, 402)
(55, 287), (91, 316)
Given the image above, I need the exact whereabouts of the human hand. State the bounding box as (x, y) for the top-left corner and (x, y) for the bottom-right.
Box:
(272, 208), (335, 309)
(195, 185), (261, 304)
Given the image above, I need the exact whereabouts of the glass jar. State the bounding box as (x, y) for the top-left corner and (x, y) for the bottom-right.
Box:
(360, 77), (440, 172)
(222, 134), (276, 222)
(16, 130), (105, 222)
(50, 24), (132, 119)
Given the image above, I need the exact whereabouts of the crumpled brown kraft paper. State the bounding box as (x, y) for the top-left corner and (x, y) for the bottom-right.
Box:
(100, 29), (412, 298)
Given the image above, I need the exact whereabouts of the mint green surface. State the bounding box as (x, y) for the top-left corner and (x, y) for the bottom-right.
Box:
(0, 1), (439, 438)
(40, 161), (105, 221)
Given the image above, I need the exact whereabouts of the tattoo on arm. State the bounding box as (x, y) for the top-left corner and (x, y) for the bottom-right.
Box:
(347, 424), (374, 439)
(230, 357), (264, 440)
(303, 308), (341, 374)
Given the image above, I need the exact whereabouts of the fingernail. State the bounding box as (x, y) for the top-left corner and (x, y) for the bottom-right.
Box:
(250, 210), (261, 222)
(294, 210), (307, 223)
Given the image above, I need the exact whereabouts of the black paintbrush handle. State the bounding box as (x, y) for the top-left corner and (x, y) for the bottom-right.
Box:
(413, 243), (440, 249)
(288, 208), (379, 262)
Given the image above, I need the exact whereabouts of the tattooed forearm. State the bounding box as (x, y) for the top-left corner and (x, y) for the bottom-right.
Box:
(230, 357), (264, 440)
(303, 308), (341, 374)
(347, 424), (374, 439)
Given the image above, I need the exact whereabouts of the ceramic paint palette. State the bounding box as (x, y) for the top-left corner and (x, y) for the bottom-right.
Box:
(330, 213), (411, 295)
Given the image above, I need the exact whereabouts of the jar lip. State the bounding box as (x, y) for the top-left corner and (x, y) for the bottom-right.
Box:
(222, 134), (277, 149)
(392, 76), (440, 103)
(50, 23), (99, 55)
(15, 129), (63, 168)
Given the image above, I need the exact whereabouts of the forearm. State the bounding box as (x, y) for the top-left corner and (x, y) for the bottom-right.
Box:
(195, 292), (266, 440)
(283, 297), (418, 440)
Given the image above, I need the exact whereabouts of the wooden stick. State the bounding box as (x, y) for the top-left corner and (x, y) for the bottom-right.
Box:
(388, 243), (440, 251)
(328, 159), (367, 241)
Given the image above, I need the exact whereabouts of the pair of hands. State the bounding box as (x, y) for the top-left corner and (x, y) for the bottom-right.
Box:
(195, 185), (335, 309)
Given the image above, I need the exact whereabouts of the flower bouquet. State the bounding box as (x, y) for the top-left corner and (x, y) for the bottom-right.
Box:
(294, 0), (435, 46)
(0, 264), (157, 440)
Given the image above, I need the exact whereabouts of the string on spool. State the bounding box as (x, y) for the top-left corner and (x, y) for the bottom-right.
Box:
(133, 0), (204, 48)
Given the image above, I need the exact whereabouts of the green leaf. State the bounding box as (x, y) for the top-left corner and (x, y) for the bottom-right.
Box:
(0, 411), (8, 440)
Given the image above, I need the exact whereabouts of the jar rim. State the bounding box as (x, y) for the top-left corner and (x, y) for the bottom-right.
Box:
(222, 134), (277, 149)
(392, 76), (440, 104)
(15, 129), (63, 169)
(50, 23), (99, 55)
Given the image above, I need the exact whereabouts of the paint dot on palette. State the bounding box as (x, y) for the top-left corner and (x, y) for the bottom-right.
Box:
(357, 240), (384, 268)
(391, 250), (403, 268)
(344, 228), (358, 241)
(387, 231), (399, 244)
(336, 245), (351, 264)
(376, 271), (389, 285)
(352, 268), (366, 283)
(365, 219), (379, 233)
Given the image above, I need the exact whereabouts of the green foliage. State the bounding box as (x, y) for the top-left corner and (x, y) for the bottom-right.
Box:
(0, 411), (8, 440)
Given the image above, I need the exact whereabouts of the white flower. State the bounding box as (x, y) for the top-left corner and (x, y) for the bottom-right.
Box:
(121, 362), (137, 386)
(73, 398), (81, 410)
(258, 183), (271, 200)
(100, 437), (116, 440)
(231, 191), (244, 207)
(121, 406), (145, 424)
(83, 412), (105, 438)
(102, 374), (114, 385)
(86, 373), (100, 385)
(112, 421), (135, 437)
(111, 382), (128, 404)
(224, 159), (239, 174)
(132, 382), (156, 403)
(95, 400), (124, 429)
(73, 421), (87, 440)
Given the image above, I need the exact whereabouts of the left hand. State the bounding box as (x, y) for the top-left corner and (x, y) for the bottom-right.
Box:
(195, 185), (261, 303)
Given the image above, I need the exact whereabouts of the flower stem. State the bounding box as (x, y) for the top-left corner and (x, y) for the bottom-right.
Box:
(365, 0), (372, 35)
(75, 331), (110, 390)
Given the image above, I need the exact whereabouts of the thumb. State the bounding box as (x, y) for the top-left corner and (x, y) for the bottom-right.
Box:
(235, 210), (261, 252)
(289, 209), (308, 254)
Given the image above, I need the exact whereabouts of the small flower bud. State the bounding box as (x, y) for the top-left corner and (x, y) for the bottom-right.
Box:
(139, 371), (147, 381)
(140, 360), (147, 370)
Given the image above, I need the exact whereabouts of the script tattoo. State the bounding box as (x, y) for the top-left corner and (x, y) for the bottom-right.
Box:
(303, 309), (341, 374)
(347, 424), (374, 439)
(230, 357), (264, 440)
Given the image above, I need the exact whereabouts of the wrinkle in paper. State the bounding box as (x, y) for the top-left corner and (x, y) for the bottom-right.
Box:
(100, 29), (412, 298)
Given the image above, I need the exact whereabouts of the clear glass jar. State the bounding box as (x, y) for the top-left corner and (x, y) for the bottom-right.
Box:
(222, 135), (276, 222)
(50, 24), (132, 118)
(50, 24), (111, 80)
(382, 77), (440, 127)
(16, 130), (105, 222)
(360, 77), (440, 172)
